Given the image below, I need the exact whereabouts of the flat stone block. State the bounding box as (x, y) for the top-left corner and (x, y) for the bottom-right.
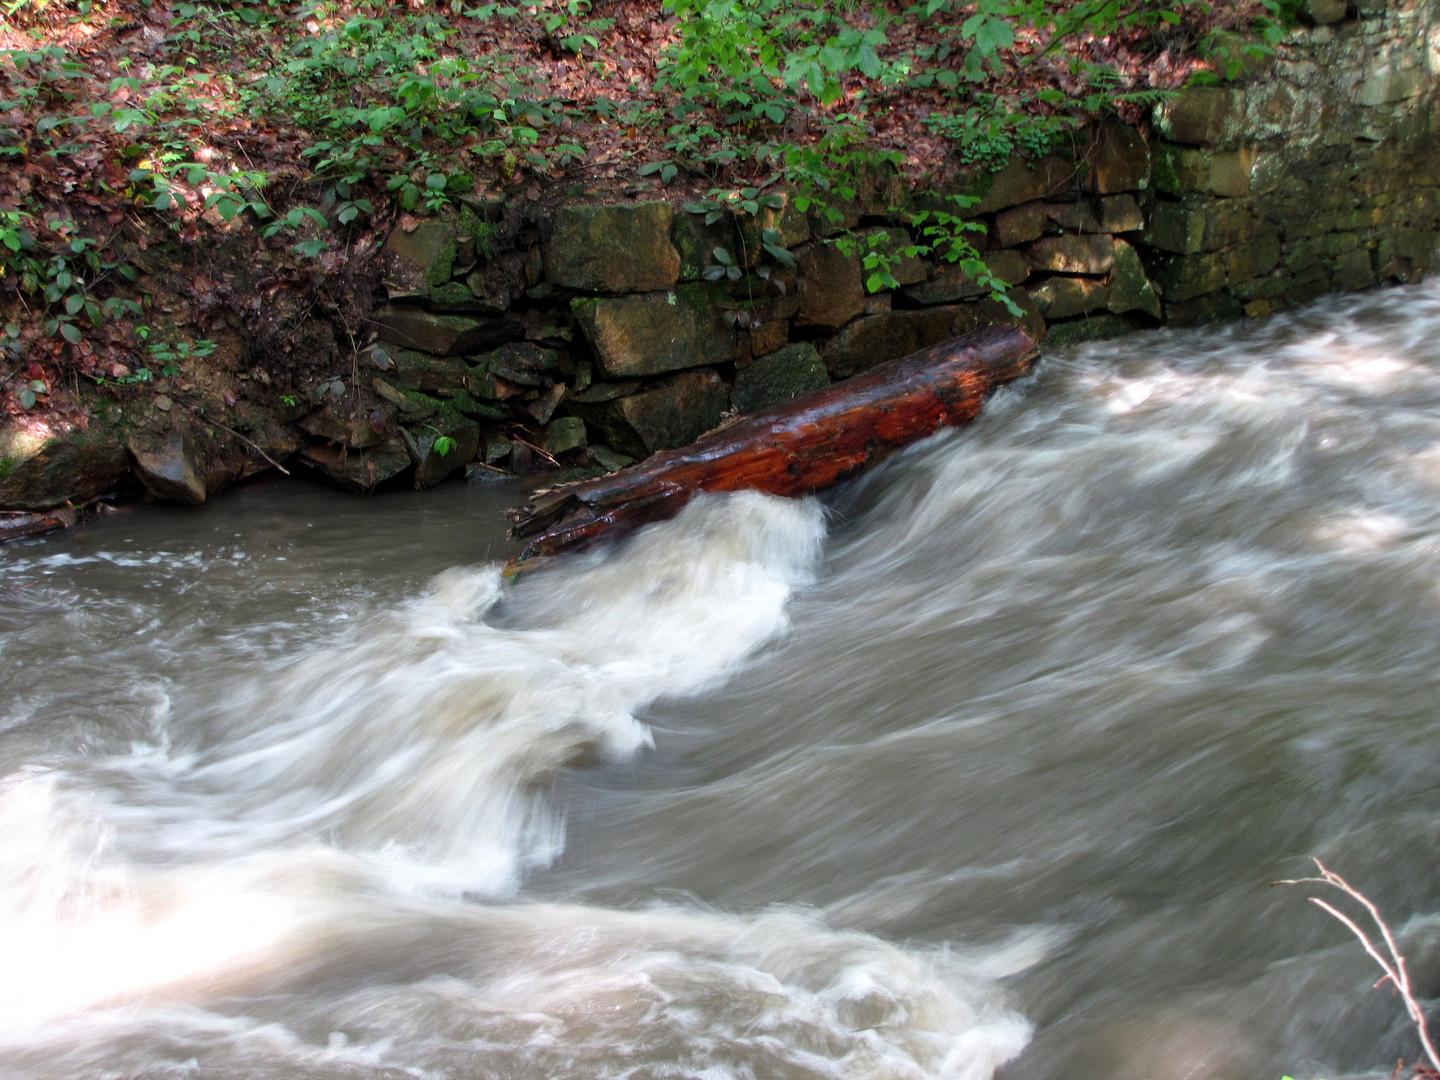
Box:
(1152, 144), (1257, 198)
(1107, 240), (1162, 318)
(1333, 248), (1377, 291)
(1090, 123), (1151, 193)
(971, 156), (1077, 214)
(1148, 251), (1228, 303)
(993, 201), (1047, 246)
(543, 202), (681, 293)
(1030, 276), (1110, 320)
(383, 219), (457, 298)
(569, 370), (727, 458)
(1301, 0), (1346, 23)
(378, 307), (519, 355)
(901, 249), (1029, 305)
(1166, 293), (1245, 327)
(796, 242), (866, 328)
(572, 284), (734, 378)
(731, 343), (829, 413)
(1154, 86), (1248, 148)
(1025, 235), (1116, 275)
(820, 306), (965, 379)
(1225, 233), (1284, 283)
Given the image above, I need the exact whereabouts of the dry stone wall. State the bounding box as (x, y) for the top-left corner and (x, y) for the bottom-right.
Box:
(345, 2), (1439, 491)
(4, 1), (1438, 514)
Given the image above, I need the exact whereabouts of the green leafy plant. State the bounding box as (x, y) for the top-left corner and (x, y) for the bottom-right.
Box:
(0, 212), (143, 348)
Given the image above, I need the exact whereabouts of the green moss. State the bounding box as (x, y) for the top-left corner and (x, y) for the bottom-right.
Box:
(458, 204), (498, 261)
(0, 456), (15, 480)
(438, 387), (506, 420)
(425, 235), (458, 289)
(427, 281), (476, 307)
(400, 390), (441, 419)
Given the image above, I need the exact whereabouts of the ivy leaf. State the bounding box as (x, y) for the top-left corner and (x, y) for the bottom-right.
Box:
(59, 321), (83, 344)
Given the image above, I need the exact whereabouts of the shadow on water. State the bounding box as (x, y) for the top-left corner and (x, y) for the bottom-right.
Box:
(5, 283), (1440, 1078)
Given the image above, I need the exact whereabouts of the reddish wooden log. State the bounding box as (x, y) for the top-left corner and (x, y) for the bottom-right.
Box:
(507, 323), (1039, 568)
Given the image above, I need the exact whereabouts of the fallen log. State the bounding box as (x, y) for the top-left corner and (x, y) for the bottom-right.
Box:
(0, 506), (77, 544)
(507, 323), (1040, 568)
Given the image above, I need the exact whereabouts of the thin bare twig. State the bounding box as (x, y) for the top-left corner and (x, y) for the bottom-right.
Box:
(1276, 858), (1440, 1074)
(188, 407), (291, 476)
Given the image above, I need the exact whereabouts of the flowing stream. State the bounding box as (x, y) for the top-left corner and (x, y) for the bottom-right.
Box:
(5, 283), (1440, 1080)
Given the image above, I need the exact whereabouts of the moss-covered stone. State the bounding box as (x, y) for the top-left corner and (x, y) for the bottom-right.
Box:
(469, 342), (563, 388)
(543, 201), (681, 292)
(1025, 235), (1116, 275)
(1153, 86), (1248, 148)
(737, 192), (811, 266)
(1165, 292), (1246, 327)
(1029, 277), (1110, 320)
(1045, 313), (1143, 347)
(127, 431), (206, 505)
(970, 155), (1077, 214)
(297, 437), (412, 493)
(382, 220), (459, 299)
(1224, 233), (1283, 283)
(901, 250), (1029, 305)
(795, 241), (866, 329)
(377, 306), (519, 355)
(572, 283), (734, 378)
(0, 426), (129, 510)
(542, 416), (588, 456)
(1145, 197), (1263, 255)
(1107, 240), (1162, 318)
(436, 387), (507, 420)
(1148, 251), (1228, 303)
(1332, 248), (1377, 290)
(406, 415), (480, 489)
(568, 369), (726, 457)
(387, 347), (469, 391)
(819, 306), (966, 379)
(587, 443), (635, 472)
(731, 343), (829, 412)
(1151, 144), (1257, 198)
(671, 210), (740, 283)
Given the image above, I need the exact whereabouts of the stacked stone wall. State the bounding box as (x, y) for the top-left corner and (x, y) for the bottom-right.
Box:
(5, 0), (1439, 511)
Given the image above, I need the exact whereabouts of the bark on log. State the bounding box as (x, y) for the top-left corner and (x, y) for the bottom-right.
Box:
(0, 507), (77, 543)
(507, 323), (1039, 568)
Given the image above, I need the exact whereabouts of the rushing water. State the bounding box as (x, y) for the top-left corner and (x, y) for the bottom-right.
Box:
(6, 284), (1440, 1080)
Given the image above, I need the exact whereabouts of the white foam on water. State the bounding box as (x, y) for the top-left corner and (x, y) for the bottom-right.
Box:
(0, 491), (1032, 1080)
(50, 491), (830, 896)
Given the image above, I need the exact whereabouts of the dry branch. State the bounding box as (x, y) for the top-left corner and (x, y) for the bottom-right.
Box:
(1276, 857), (1440, 1074)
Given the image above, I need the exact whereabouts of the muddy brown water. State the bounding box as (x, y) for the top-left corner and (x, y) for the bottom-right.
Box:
(4, 284), (1440, 1080)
